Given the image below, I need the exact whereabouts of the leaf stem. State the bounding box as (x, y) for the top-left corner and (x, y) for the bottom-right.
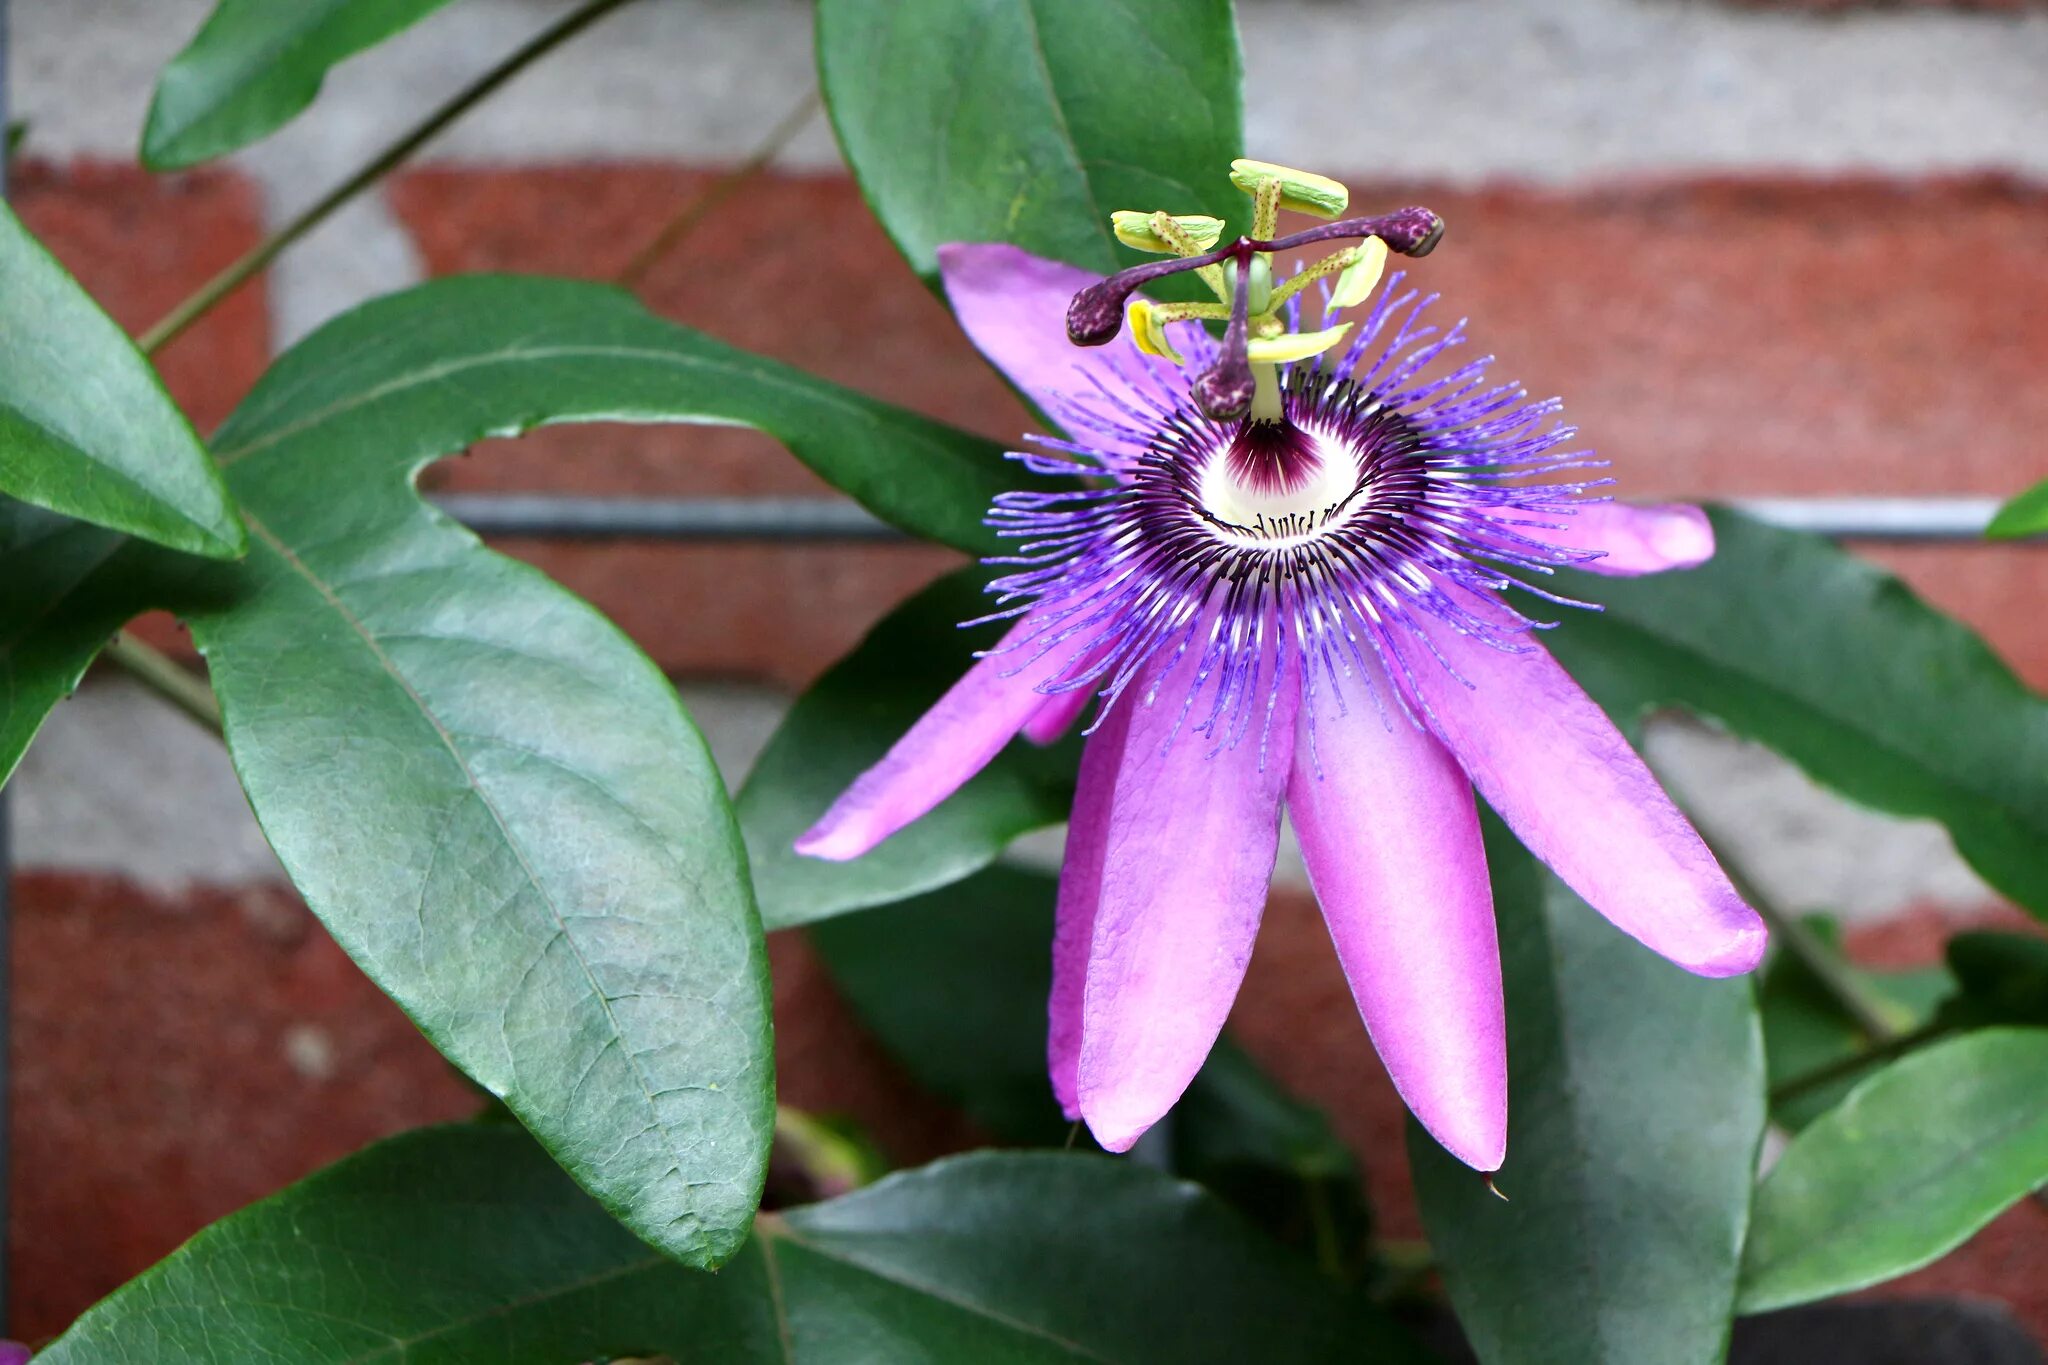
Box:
(1766, 1019), (1949, 1107)
(615, 88), (821, 290)
(136, 0), (643, 357)
(101, 630), (221, 732)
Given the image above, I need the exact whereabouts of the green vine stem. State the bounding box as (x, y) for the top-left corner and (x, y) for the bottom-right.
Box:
(615, 88), (821, 290)
(136, 0), (644, 357)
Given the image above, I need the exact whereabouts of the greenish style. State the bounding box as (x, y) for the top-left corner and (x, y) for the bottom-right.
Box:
(0, 274), (1047, 1268)
(1987, 479), (2048, 540)
(0, 206), (242, 558)
(1552, 508), (2048, 921)
(1758, 916), (1952, 1130)
(41, 1126), (1409, 1363)
(1739, 1028), (2048, 1313)
(142, 0), (465, 168)
(739, 571), (1079, 930)
(1409, 815), (1765, 1365)
(817, 0), (1245, 292)
(811, 864), (1375, 1275)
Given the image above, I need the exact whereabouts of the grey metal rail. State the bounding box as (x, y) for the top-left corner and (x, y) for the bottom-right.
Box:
(431, 493), (2040, 544)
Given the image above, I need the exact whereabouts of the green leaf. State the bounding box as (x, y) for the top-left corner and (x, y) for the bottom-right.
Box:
(0, 276), (1040, 1266)
(1987, 478), (2048, 540)
(1550, 508), (2048, 921)
(142, 0), (464, 169)
(1738, 1028), (2048, 1314)
(43, 1126), (1417, 1363)
(738, 570), (1079, 930)
(1409, 815), (1765, 1365)
(0, 205), (242, 558)
(1759, 916), (1953, 1130)
(810, 864), (1374, 1273)
(808, 863), (1075, 1143)
(817, 0), (1246, 290)
(0, 275), (1012, 789)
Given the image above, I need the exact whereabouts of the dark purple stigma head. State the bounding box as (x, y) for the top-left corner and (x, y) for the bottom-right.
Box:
(1063, 207), (1447, 422)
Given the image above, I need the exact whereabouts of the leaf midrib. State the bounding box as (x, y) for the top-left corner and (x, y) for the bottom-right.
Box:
(1743, 1073), (2048, 1296)
(240, 509), (688, 1193)
(212, 340), (977, 473)
(765, 1222), (1112, 1362)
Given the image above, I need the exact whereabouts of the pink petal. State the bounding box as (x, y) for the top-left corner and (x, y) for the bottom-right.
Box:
(1021, 685), (1093, 746)
(1543, 500), (1715, 577)
(1407, 605), (1766, 977)
(938, 242), (1177, 436)
(1290, 659), (1507, 1171)
(795, 618), (1071, 861)
(1048, 697), (1134, 1119)
(1073, 640), (1300, 1152)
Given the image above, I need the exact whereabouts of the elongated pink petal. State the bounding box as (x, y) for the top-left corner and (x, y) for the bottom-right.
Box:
(1290, 660), (1506, 1171)
(1408, 606), (1766, 977)
(938, 242), (1177, 432)
(1048, 698), (1134, 1118)
(1021, 685), (1093, 746)
(1074, 644), (1300, 1152)
(1543, 500), (1715, 577)
(796, 620), (1070, 860)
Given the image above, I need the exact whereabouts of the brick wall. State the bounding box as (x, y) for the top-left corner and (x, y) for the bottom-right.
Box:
(9, 0), (2048, 1346)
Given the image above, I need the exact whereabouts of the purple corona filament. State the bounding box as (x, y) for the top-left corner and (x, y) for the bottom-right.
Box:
(797, 226), (1767, 1173)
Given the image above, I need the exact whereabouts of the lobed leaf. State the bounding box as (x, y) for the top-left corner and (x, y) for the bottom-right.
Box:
(1409, 815), (1765, 1365)
(0, 275), (1027, 1266)
(40, 1126), (1415, 1363)
(0, 205), (242, 557)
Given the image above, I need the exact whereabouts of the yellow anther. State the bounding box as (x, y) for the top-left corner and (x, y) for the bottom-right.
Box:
(1111, 210), (1226, 256)
(1125, 298), (1185, 364)
(1246, 322), (1353, 365)
(1329, 237), (1390, 309)
(1229, 159), (1350, 220)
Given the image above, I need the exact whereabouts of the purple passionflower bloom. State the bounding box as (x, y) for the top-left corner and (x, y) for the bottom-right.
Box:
(798, 200), (1765, 1170)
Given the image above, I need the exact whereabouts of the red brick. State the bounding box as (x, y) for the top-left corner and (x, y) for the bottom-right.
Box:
(12, 159), (270, 435)
(7, 874), (476, 1343)
(387, 169), (2048, 686)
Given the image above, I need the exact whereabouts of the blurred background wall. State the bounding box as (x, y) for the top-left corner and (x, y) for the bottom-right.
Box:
(7, 0), (2047, 1342)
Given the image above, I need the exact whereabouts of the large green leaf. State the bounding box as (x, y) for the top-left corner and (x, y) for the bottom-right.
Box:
(1987, 478), (2048, 540)
(142, 0), (465, 169)
(1409, 816), (1765, 1365)
(0, 275), (1011, 790)
(0, 276), (1034, 1267)
(1552, 508), (2048, 920)
(42, 1126), (1418, 1363)
(738, 570), (1079, 930)
(0, 205), (241, 557)
(1738, 1028), (2048, 1314)
(809, 864), (1374, 1274)
(817, 0), (1246, 287)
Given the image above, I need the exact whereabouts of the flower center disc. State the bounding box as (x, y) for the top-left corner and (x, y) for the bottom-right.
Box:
(1197, 417), (1366, 549)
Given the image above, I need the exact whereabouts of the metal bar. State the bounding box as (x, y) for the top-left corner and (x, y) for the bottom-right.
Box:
(431, 493), (2038, 544)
